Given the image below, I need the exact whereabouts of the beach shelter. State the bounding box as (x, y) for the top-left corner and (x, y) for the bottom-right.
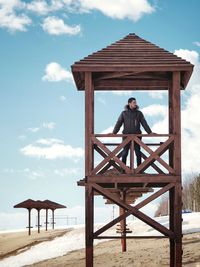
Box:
(14, 199), (38, 235)
(43, 200), (66, 230)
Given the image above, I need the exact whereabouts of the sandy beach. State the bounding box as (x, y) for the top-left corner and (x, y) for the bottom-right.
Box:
(0, 229), (69, 260)
(27, 233), (200, 267)
(1, 229), (200, 267)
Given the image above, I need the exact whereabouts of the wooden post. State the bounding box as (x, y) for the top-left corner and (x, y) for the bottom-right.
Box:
(120, 190), (126, 252)
(172, 72), (181, 175)
(130, 140), (134, 171)
(85, 71), (94, 267)
(169, 186), (175, 267)
(52, 209), (55, 229)
(28, 208), (31, 236)
(85, 72), (94, 177)
(85, 184), (94, 267)
(37, 209), (40, 233)
(169, 71), (182, 266)
(45, 209), (48, 231)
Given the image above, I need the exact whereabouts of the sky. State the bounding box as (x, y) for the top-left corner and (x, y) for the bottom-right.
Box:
(0, 0), (200, 230)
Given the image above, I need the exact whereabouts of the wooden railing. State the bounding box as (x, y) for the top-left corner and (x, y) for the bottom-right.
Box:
(90, 134), (175, 175)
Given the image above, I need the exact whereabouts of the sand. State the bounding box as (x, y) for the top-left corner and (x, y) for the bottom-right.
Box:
(1, 230), (200, 267)
(0, 229), (69, 260)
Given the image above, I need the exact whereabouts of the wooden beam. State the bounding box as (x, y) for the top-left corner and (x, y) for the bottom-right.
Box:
(94, 79), (169, 90)
(88, 175), (180, 184)
(95, 236), (168, 239)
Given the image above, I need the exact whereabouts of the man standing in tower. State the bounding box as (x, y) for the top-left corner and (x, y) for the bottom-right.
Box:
(112, 97), (153, 167)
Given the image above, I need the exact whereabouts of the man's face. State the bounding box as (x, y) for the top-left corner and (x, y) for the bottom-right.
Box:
(128, 100), (137, 109)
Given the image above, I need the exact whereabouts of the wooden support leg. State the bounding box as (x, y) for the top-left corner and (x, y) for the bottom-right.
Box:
(169, 183), (182, 267)
(174, 183), (182, 267)
(37, 209), (40, 233)
(120, 207), (126, 252)
(86, 184), (94, 267)
(120, 190), (126, 252)
(52, 210), (55, 229)
(28, 208), (31, 236)
(45, 209), (48, 231)
(169, 186), (175, 267)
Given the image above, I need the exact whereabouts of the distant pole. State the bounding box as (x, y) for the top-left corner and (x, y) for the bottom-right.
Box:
(45, 209), (48, 231)
(112, 205), (115, 220)
(37, 209), (40, 233)
(28, 208), (31, 235)
(52, 209), (55, 229)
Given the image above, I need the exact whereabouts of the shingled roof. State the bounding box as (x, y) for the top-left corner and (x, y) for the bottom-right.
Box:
(71, 33), (193, 91)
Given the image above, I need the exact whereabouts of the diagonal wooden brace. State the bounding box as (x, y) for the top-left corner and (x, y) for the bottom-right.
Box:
(134, 136), (175, 174)
(93, 183), (175, 238)
(91, 136), (132, 174)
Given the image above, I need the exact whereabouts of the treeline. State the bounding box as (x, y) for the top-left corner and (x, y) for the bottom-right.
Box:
(154, 173), (200, 217)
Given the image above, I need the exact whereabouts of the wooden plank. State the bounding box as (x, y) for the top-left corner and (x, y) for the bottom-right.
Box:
(88, 175), (179, 184)
(92, 183), (174, 238)
(94, 133), (170, 137)
(72, 65), (193, 72)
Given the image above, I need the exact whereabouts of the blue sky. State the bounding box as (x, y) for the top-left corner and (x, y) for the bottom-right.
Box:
(1, 0), (200, 230)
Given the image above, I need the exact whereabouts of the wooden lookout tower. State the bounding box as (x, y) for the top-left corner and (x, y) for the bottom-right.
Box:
(71, 33), (193, 267)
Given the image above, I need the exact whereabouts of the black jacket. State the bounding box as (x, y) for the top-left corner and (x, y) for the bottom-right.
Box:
(113, 107), (152, 134)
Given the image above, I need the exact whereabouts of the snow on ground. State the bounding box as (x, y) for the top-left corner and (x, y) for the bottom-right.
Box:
(0, 212), (200, 267)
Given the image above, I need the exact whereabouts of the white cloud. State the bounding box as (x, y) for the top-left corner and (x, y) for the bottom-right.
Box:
(42, 16), (81, 35)
(26, 0), (63, 15)
(54, 168), (79, 176)
(27, 122), (56, 133)
(193, 41), (200, 47)
(2, 167), (44, 180)
(143, 49), (200, 173)
(111, 90), (133, 96)
(27, 127), (40, 133)
(42, 62), (73, 82)
(42, 122), (56, 129)
(174, 49), (200, 93)
(0, 0), (31, 32)
(97, 97), (105, 105)
(36, 138), (63, 145)
(21, 138), (84, 160)
(148, 91), (167, 99)
(77, 0), (155, 22)
(17, 135), (26, 140)
(141, 104), (168, 117)
(60, 95), (66, 102)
